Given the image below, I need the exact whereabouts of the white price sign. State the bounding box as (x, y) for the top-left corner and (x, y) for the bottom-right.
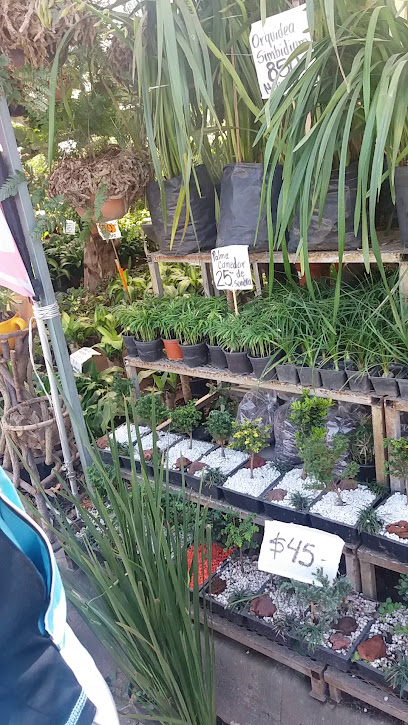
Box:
(258, 520), (344, 586)
(97, 219), (122, 240)
(64, 219), (76, 235)
(211, 245), (253, 291)
(250, 5), (310, 99)
(70, 347), (101, 374)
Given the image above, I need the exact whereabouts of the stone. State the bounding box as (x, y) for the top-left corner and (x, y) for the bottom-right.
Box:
(188, 461), (209, 475)
(209, 577), (227, 595)
(265, 489), (287, 502)
(175, 457), (192, 470)
(96, 434), (109, 449)
(244, 455), (266, 469)
(386, 521), (408, 538)
(357, 635), (386, 662)
(338, 478), (358, 491)
(143, 448), (155, 461)
(250, 595), (277, 619)
(329, 633), (351, 651)
(334, 616), (358, 635)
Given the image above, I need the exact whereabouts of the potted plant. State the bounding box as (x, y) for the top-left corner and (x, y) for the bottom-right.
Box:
(220, 515), (259, 573)
(214, 313), (252, 375)
(290, 392), (333, 479)
(119, 300), (163, 362)
(170, 402), (202, 450)
(241, 314), (282, 381)
(175, 298), (209, 368)
(158, 298), (184, 361)
(204, 305), (229, 370)
(205, 410), (234, 458)
(350, 417), (376, 483)
(135, 393), (169, 430)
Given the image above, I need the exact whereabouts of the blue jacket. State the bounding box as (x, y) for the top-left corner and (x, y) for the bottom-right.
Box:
(0, 466), (96, 725)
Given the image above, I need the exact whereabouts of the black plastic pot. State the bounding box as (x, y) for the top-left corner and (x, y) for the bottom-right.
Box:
(180, 341), (208, 368)
(369, 365), (404, 397)
(216, 163), (282, 250)
(248, 354), (278, 381)
(397, 371), (408, 400)
(146, 165), (216, 254)
(207, 343), (227, 369)
(190, 379), (209, 398)
(297, 366), (322, 388)
(224, 350), (252, 375)
(123, 334), (138, 357)
(356, 463), (376, 483)
(135, 338), (163, 362)
(276, 363), (299, 384)
(395, 166), (408, 247)
(355, 659), (408, 698)
(223, 484), (266, 514)
(263, 491), (312, 527)
(361, 499), (408, 563)
(309, 494), (383, 545)
(320, 366), (348, 391)
(345, 368), (373, 393)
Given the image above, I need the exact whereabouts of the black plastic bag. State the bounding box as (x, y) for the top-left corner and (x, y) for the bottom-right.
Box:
(236, 390), (278, 443)
(288, 164), (361, 252)
(146, 165), (217, 255)
(216, 163), (282, 250)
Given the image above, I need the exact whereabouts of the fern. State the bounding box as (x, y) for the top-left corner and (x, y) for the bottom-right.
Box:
(94, 182), (108, 223)
(0, 170), (26, 202)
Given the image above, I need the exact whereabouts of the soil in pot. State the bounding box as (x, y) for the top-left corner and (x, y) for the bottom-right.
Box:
(180, 341), (208, 368)
(395, 166), (408, 247)
(205, 556), (270, 623)
(249, 354), (278, 381)
(276, 363), (299, 384)
(369, 365), (404, 397)
(297, 366), (322, 387)
(224, 350), (252, 375)
(223, 461), (281, 513)
(122, 334), (138, 357)
(136, 338), (163, 362)
(309, 485), (378, 543)
(207, 344), (227, 369)
(162, 338), (183, 361)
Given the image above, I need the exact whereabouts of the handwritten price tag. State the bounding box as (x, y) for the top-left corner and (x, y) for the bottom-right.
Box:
(97, 219), (122, 240)
(211, 245), (253, 291)
(258, 520), (344, 586)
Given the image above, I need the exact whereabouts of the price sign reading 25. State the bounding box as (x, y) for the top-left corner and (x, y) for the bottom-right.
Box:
(258, 520), (344, 586)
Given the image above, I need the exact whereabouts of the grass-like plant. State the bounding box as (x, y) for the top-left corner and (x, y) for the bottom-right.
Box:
(170, 401), (202, 448)
(350, 416), (375, 466)
(45, 415), (217, 725)
(230, 419), (270, 478)
(204, 467), (226, 487)
(213, 313), (247, 353)
(357, 506), (382, 535)
(135, 393), (169, 429)
(385, 654), (408, 698)
(205, 410), (233, 458)
(385, 438), (408, 503)
(158, 297), (185, 341)
(118, 299), (161, 341)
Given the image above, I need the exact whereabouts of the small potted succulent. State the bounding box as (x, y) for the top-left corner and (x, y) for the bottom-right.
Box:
(205, 410), (234, 458)
(213, 313), (252, 375)
(119, 300), (163, 362)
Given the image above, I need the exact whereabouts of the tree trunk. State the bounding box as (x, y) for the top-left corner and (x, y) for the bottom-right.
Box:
(250, 452), (254, 479)
(84, 231), (117, 291)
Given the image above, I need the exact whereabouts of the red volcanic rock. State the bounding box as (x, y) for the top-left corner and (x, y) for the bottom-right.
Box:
(329, 633), (351, 651)
(188, 461), (209, 475)
(265, 489), (287, 502)
(244, 455), (266, 469)
(175, 457), (192, 470)
(357, 635), (386, 662)
(250, 595), (277, 618)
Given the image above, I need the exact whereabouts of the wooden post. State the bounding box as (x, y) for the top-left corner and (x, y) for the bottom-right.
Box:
(399, 258), (408, 317)
(253, 262), (262, 296)
(384, 399), (404, 493)
(200, 261), (213, 297)
(180, 375), (192, 402)
(125, 362), (141, 398)
(344, 545), (362, 592)
(232, 290), (239, 315)
(371, 397), (386, 484)
(148, 259), (164, 297)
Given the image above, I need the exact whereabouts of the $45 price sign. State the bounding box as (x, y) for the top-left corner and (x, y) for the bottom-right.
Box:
(258, 520), (344, 586)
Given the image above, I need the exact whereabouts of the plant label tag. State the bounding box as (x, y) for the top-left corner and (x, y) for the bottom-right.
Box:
(64, 219), (76, 235)
(258, 520), (344, 585)
(211, 245), (253, 291)
(70, 347), (101, 374)
(250, 5), (310, 99)
(97, 219), (122, 240)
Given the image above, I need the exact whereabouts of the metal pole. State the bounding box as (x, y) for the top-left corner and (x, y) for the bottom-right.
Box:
(0, 95), (92, 474)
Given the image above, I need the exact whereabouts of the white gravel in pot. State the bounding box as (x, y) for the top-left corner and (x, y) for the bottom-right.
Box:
(208, 556), (270, 608)
(310, 485), (376, 525)
(194, 448), (249, 477)
(267, 467), (320, 508)
(262, 577), (306, 622)
(108, 423), (150, 447)
(163, 438), (214, 470)
(223, 462), (281, 497)
(363, 606), (408, 670)
(375, 493), (408, 543)
(133, 431), (182, 461)
(322, 592), (377, 655)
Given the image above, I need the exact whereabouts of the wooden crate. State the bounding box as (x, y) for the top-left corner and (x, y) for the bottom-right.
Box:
(358, 544), (408, 600)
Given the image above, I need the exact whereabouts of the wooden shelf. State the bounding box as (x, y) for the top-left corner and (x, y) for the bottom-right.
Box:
(148, 235), (406, 266)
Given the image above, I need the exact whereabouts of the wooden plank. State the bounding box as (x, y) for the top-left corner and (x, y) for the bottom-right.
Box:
(324, 666), (408, 723)
(148, 259), (164, 297)
(125, 362), (141, 398)
(200, 261), (213, 297)
(360, 559), (377, 600)
(358, 545), (408, 575)
(344, 547), (362, 592)
(125, 356), (376, 406)
(384, 399), (404, 493)
(371, 398), (386, 484)
(253, 262), (262, 296)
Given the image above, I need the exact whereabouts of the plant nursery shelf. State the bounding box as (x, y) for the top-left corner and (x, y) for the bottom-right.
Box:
(357, 545), (408, 600)
(324, 666), (408, 723)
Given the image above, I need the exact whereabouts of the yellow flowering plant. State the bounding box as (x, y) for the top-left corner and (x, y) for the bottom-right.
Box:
(230, 419), (271, 479)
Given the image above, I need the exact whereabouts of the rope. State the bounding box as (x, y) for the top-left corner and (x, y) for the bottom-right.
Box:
(28, 300), (61, 407)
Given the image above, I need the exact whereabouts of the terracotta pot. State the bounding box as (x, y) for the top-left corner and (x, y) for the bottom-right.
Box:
(75, 196), (127, 224)
(162, 338), (183, 361)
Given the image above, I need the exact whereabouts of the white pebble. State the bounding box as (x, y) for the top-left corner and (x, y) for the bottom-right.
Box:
(224, 462), (280, 497)
(311, 485), (376, 525)
(164, 438), (214, 470)
(195, 448), (248, 477)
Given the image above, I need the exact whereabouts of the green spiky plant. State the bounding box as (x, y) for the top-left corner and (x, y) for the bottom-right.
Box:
(205, 410), (233, 458)
(229, 419), (270, 479)
(288, 491), (311, 512)
(357, 506), (382, 535)
(42, 409), (217, 725)
(118, 299), (161, 342)
(385, 654), (408, 698)
(170, 401), (202, 449)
